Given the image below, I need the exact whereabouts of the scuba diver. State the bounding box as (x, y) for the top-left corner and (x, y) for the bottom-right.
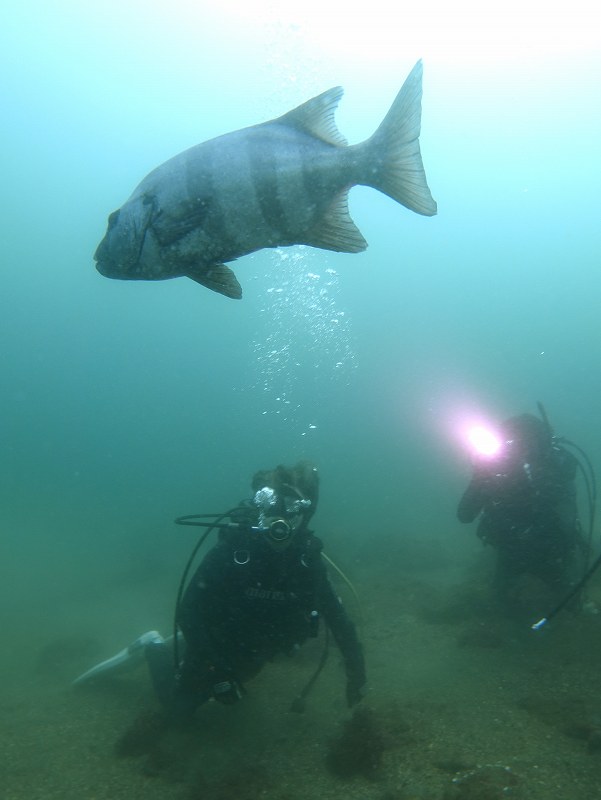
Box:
(458, 411), (587, 615)
(75, 461), (366, 726)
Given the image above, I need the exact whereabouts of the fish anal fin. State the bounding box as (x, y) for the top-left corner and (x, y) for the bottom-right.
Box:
(276, 87), (347, 147)
(302, 190), (367, 254)
(186, 263), (242, 299)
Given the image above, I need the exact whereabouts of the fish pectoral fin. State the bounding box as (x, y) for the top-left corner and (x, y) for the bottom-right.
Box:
(186, 264), (242, 299)
(152, 199), (213, 247)
(303, 190), (367, 253)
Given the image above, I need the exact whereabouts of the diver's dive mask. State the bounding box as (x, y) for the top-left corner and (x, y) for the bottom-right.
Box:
(253, 486), (311, 548)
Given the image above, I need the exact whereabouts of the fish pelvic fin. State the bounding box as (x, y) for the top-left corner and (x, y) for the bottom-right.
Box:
(276, 87), (348, 147)
(303, 189), (367, 253)
(186, 263), (242, 299)
(364, 60), (437, 217)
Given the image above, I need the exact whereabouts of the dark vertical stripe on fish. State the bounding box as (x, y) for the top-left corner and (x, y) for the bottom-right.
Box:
(300, 146), (335, 224)
(205, 145), (241, 258)
(247, 137), (289, 243)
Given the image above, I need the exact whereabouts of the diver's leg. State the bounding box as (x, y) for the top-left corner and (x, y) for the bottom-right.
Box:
(492, 547), (513, 599)
(492, 545), (525, 615)
(73, 630), (166, 685)
(146, 642), (214, 726)
(145, 641), (177, 709)
(170, 656), (214, 725)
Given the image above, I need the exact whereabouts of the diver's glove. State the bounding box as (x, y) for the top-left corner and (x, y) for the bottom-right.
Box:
(212, 676), (243, 705)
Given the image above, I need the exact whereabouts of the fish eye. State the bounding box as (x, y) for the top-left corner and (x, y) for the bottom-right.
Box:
(107, 210), (120, 228)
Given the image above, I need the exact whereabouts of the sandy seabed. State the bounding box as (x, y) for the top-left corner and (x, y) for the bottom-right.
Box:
(2, 544), (601, 800)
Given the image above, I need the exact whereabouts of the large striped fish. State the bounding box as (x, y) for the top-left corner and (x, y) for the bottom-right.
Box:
(94, 60), (437, 299)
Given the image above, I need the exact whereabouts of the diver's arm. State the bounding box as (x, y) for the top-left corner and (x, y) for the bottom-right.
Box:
(317, 569), (366, 706)
(557, 446), (579, 482)
(177, 546), (233, 672)
(176, 545), (245, 704)
(457, 475), (488, 523)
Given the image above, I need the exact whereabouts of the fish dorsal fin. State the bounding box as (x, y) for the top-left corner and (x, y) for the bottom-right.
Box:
(276, 87), (347, 147)
(302, 189), (367, 253)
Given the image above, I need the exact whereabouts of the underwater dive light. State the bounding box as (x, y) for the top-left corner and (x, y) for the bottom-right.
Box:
(466, 425), (502, 458)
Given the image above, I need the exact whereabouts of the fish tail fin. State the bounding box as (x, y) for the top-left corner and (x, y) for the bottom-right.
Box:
(364, 60), (437, 217)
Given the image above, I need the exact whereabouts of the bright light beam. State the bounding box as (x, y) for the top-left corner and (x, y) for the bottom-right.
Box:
(467, 425), (502, 458)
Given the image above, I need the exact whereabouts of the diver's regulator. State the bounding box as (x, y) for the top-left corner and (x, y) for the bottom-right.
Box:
(252, 485), (312, 545)
(173, 485), (312, 546)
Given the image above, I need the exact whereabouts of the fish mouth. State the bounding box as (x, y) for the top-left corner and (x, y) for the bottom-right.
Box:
(93, 238), (108, 268)
(94, 237), (120, 278)
(94, 254), (120, 279)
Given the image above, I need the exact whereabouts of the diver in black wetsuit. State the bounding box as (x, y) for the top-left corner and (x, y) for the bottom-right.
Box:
(457, 414), (584, 611)
(146, 461), (366, 723)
